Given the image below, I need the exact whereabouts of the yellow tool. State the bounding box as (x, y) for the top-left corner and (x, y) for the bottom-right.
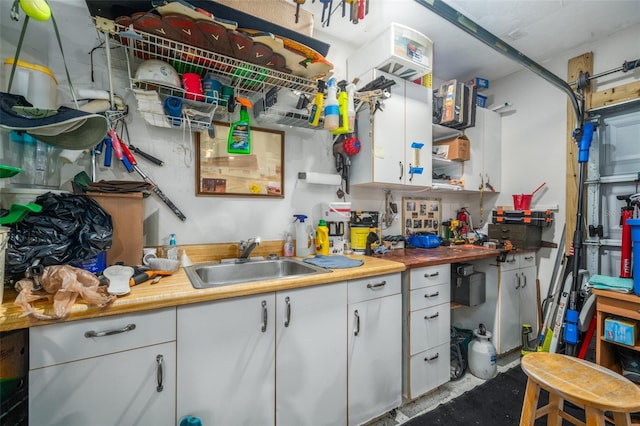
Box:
(449, 219), (465, 244)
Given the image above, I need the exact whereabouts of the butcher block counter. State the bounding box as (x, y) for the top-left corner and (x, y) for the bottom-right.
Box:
(0, 245), (502, 332)
(374, 244), (503, 268)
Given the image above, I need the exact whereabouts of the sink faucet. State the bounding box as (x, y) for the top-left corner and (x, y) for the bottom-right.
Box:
(238, 237), (261, 261)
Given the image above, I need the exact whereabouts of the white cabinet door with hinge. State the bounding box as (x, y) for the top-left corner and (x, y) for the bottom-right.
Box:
(348, 274), (402, 426)
(404, 78), (432, 188)
(276, 282), (347, 426)
(463, 107), (501, 192)
(30, 342), (175, 426)
(177, 294), (276, 426)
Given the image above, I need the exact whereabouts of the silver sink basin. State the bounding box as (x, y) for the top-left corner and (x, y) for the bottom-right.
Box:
(185, 258), (331, 289)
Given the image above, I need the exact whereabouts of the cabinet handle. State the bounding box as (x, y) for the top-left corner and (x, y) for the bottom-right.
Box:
(366, 280), (386, 289)
(506, 257), (516, 263)
(156, 354), (164, 392)
(521, 273), (527, 288)
(424, 353), (440, 362)
(524, 256), (534, 261)
(515, 274), (521, 289)
(284, 296), (291, 327)
(409, 163), (414, 182)
(424, 272), (440, 278)
(84, 323), (136, 338)
(354, 310), (360, 336)
(424, 312), (440, 320)
(424, 291), (440, 298)
(398, 161), (404, 180)
(261, 300), (268, 332)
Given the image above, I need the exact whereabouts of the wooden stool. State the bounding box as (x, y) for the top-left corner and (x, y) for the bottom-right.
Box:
(520, 352), (640, 426)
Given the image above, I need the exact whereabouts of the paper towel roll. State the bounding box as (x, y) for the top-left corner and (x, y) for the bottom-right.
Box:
(298, 172), (342, 185)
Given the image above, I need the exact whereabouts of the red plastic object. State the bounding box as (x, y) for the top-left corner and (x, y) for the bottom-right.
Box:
(343, 136), (361, 156)
(620, 207), (633, 278)
(513, 194), (532, 210)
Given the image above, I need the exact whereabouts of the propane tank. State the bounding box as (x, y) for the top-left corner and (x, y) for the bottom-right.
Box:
(468, 323), (497, 380)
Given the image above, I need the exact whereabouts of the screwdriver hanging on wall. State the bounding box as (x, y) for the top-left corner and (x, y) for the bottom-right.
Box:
(294, 0), (305, 23)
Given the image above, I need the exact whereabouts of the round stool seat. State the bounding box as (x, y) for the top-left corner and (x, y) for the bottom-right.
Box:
(520, 352), (640, 426)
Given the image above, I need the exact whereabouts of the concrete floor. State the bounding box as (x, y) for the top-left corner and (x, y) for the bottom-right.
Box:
(363, 351), (522, 426)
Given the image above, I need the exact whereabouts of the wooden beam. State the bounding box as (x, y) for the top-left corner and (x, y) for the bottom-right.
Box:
(566, 53), (593, 256)
(591, 80), (640, 109)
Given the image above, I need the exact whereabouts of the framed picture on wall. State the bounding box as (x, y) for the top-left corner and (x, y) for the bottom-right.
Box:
(402, 197), (441, 236)
(196, 122), (284, 197)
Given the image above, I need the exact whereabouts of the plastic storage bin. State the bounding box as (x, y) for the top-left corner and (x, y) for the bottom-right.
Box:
(4, 58), (58, 109)
(348, 23), (433, 82)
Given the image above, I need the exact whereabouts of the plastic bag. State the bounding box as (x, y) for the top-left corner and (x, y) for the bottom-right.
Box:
(14, 264), (115, 320)
(6, 192), (113, 276)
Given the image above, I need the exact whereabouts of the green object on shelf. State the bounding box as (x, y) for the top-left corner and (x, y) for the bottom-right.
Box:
(0, 203), (42, 225)
(0, 165), (22, 178)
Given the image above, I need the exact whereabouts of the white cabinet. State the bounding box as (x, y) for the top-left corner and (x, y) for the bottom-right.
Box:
(351, 69), (432, 189)
(463, 107), (502, 192)
(29, 308), (176, 426)
(177, 294), (276, 425)
(177, 282), (347, 426)
(496, 252), (537, 354)
(275, 282), (347, 426)
(347, 274), (402, 426)
(402, 264), (451, 400)
(452, 252), (537, 355)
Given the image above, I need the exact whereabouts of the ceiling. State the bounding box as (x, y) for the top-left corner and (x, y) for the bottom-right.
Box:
(305, 0), (640, 82)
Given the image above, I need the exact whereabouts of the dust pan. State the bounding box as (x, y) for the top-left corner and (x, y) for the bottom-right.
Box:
(0, 202), (42, 224)
(0, 165), (22, 178)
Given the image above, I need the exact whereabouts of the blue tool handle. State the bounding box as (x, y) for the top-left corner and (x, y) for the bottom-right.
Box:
(104, 138), (112, 167)
(121, 155), (134, 172)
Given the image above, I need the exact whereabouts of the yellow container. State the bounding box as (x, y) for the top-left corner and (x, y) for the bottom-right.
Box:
(4, 58), (58, 109)
(350, 227), (371, 253)
(315, 220), (330, 256)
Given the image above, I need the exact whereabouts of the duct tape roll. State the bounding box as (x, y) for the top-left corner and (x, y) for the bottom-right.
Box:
(163, 96), (183, 127)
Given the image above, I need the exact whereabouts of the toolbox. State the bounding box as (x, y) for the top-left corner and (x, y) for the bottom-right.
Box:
(488, 223), (542, 249)
(492, 209), (553, 227)
(451, 269), (486, 306)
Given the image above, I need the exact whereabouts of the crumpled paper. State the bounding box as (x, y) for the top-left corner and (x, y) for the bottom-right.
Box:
(14, 265), (116, 320)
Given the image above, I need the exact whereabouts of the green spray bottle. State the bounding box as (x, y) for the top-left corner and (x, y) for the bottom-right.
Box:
(228, 97), (252, 154)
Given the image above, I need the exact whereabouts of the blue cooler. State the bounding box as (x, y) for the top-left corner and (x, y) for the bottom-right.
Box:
(628, 219), (640, 295)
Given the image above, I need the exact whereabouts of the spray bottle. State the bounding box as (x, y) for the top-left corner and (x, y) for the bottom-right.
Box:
(228, 97), (252, 154)
(346, 81), (356, 133)
(293, 214), (310, 257)
(331, 80), (349, 134)
(308, 80), (326, 127)
(323, 78), (339, 131)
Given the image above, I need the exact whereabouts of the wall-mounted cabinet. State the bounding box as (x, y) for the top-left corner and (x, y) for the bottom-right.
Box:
(351, 69), (432, 189)
(462, 107), (502, 192)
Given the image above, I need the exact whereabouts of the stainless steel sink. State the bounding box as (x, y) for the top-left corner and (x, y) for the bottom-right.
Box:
(185, 258), (331, 289)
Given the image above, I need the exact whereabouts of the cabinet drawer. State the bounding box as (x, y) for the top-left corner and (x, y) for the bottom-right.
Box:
(519, 252), (536, 269)
(348, 273), (401, 304)
(409, 304), (450, 355)
(410, 282), (450, 311)
(410, 265), (450, 290)
(408, 342), (450, 399)
(30, 308), (176, 369)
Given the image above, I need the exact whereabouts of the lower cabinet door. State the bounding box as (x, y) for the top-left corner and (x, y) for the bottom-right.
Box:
(348, 294), (402, 426)
(177, 294), (276, 426)
(408, 342), (451, 399)
(29, 342), (176, 426)
(276, 282), (347, 426)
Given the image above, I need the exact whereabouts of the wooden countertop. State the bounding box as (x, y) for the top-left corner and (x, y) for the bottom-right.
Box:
(373, 244), (503, 268)
(0, 245), (502, 332)
(0, 255), (405, 332)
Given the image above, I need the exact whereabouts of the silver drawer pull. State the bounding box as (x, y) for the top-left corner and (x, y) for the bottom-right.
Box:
(84, 323), (136, 338)
(284, 296), (291, 327)
(424, 353), (439, 362)
(424, 292), (440, 298)
(424, 272), (439, 278)
(524, 256), (534, 261)
(354, 310), (360, 336)
(156, 354), (164, 392)
(424, 312), (439, 320)
(261, 300), (268, 333)
(366, 281), (386, 289)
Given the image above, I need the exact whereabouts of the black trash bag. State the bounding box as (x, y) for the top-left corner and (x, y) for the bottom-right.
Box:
(6, 192), (112, 276)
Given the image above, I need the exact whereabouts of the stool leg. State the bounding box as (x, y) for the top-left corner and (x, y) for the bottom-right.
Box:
(585, 406), (606, 426)
(611, 411), (632, 426)
(519, 378), (541, 426)
(547, 393), (563, 426)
